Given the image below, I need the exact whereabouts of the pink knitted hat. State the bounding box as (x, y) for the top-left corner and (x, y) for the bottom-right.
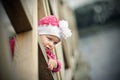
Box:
(38, 15), (72, 39)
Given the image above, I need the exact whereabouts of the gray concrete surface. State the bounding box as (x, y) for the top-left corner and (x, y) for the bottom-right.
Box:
(79, 23), (120, 80)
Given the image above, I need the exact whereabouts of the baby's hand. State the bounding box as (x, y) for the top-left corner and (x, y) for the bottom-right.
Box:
(48, 58), (57, 71)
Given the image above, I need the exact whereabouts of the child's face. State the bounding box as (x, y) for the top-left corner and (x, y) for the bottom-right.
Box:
(40, 34), (60, 51)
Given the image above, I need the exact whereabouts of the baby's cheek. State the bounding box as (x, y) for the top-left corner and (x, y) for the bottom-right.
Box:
(43, 42), (47, 47)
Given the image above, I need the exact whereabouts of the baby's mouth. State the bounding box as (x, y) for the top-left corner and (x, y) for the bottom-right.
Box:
(45, 47), (50, 51)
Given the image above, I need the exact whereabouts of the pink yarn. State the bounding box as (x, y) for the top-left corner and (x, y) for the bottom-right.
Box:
(46, 50), (61, 72)
(38, 15), (59, 27)
(9, 37), (16, 57)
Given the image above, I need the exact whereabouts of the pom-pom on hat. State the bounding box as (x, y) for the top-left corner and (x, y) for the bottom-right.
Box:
(38, 15), (72, 39)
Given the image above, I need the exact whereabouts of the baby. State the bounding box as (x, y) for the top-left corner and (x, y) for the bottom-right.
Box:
(38, 15), (72, 72)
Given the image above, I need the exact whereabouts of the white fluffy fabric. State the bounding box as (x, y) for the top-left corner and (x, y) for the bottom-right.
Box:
(38, 20), (72, 39)
(59, 20), (72, 39)
(38, 25), (61, 38)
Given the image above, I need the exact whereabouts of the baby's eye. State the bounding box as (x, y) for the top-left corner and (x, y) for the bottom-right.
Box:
(54, 42), (58, 45)
(47, 37), (52, 41)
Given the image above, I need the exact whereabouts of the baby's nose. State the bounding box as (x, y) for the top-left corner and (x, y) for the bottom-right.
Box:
(46, 45), (51, 50)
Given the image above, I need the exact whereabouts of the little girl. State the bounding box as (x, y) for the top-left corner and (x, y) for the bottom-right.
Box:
(38, 15), (72, 72)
